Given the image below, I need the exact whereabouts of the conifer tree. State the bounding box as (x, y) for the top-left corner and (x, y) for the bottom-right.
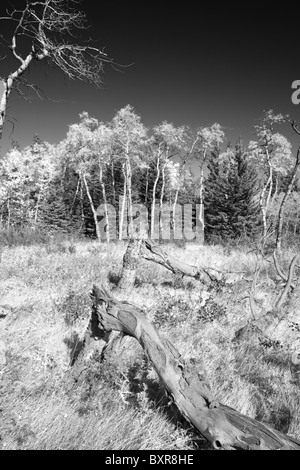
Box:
(38, 181), (81, 235)
(205, 140), (260, 241)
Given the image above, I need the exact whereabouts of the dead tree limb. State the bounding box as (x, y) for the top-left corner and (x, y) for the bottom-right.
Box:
(140, 239), (222, 284)
(235, 252), (300, 345)
(0, 0), (116, 140)
(273, 250), (295, 290)
(88, 284), (300, 450)
(275, 254), (300, 310)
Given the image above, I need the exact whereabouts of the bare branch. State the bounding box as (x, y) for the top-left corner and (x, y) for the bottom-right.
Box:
(288, 119), (300, 136)
(45, 42), (112, 87)
(273, 250), (295, 290)
(15, 76), (48, 101)
(275, 254), (300, 310)
(10, 2), (31, 64)
(0, 0), (119, 139)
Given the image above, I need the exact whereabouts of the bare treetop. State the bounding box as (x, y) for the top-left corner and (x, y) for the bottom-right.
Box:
(0, 0), (113, 86)
(0, 0), (115, 140)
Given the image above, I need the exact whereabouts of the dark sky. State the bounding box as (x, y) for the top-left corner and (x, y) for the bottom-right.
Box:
(0, 1), (299, 154)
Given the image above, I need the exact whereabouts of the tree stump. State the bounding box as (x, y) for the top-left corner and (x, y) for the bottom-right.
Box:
(117, 239), (142, 292)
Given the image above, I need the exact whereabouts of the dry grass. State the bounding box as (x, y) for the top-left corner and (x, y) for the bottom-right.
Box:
(0, 239), (299, 450)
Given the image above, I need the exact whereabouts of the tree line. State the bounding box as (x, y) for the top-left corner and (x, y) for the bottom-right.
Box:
(0, 105), (299, 247)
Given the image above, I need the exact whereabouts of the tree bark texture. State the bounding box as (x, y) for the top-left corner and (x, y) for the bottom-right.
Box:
(119, 170), (127, 240)
(82, 173), (101, 240)
(150, 155), (161, 240)
(99, 165), (110, 242)
(197, 164), (205, 244)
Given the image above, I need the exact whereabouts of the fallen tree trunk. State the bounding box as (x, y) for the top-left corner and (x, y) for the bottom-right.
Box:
(116, 239), (237, 292)
(140, 239), (223, 284)
(88, 284), (300, 450)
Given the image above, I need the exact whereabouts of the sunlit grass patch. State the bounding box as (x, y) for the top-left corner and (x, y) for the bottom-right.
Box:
(1, 239), (300, 449)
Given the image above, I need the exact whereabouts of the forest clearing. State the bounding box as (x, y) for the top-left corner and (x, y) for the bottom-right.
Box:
(0, 237), (300, 450)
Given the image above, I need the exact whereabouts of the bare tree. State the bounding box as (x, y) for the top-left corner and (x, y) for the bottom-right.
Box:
(0, 0), (114, 140)
(248, 111), (293, 244)
(275, 120), (300, 251)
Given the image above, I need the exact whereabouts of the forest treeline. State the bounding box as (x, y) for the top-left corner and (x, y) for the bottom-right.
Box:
(0, 105), (299, 247)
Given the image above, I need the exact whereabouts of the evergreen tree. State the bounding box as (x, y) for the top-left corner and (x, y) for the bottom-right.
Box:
(205, 139), (260, 241)
(38, 181), (82, 235)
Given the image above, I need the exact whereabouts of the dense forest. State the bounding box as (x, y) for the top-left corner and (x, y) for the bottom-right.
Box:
(0, 105), (299, 248)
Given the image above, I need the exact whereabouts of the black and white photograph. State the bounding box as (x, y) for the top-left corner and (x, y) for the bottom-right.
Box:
(0, 0), (300, 453)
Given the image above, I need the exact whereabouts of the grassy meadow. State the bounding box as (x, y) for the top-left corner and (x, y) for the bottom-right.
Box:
(0, 238), (300, 450)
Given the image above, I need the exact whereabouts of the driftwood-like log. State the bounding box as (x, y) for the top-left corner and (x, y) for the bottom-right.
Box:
(141, 240), (223, 284)
(89, 284), (300, 450)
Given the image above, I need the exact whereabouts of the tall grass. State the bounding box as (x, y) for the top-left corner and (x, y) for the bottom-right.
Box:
(0, 239), (299, 449)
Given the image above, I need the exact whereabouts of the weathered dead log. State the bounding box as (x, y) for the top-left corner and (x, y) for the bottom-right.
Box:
(88, 284), (300, 450)
(140, 239), (223, 284)
(116, 239), (237, 292)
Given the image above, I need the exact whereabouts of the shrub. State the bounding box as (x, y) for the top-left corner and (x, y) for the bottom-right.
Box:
(154, 293), (226, 328)
(58, 289), (90, 326)
(195, 299), (227, 324)
(154, 295), (192, 327)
